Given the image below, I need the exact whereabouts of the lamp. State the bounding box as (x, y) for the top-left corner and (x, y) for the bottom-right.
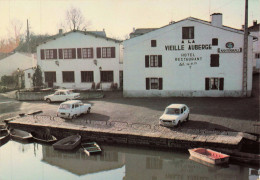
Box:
(93, 59), (97, 65)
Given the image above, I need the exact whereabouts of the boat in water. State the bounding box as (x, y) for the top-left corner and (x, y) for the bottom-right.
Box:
(53, 134), (81, 151)
(0, 129), (10, 146)
(31, 132), (57, 144)
(81, 142), (102, 156)
(188, 148), (230, 165)
(10, 129), (33, 142)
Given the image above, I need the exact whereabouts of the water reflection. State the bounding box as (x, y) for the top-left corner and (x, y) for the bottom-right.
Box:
(0, 140), (257, 180)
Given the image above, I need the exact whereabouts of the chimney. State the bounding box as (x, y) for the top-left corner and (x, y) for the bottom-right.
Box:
(253, 20), (257, 26)
(59, 29), (63, 35)
(133, 27), (135, 32)
(211, 13), (223, 27)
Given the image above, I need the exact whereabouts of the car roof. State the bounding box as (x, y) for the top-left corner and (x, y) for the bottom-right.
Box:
(60, 100), (82, 105)
(166, 104), (186, 109)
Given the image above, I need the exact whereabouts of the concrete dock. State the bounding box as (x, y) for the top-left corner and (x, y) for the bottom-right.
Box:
(7, 114), (256, 151)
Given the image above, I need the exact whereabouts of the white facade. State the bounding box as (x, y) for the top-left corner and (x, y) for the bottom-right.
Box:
(0, 52), (36, 80)
(123, 14), (253, 97)
(36, 31), (123, 90)
(248, 21), (260, 71)
(24, 68), (35, 89)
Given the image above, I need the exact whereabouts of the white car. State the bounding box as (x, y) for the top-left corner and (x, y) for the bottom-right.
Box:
(159, 104), (189, 127)
(57, 100), (91, 119)
(44, 89), (80, 103)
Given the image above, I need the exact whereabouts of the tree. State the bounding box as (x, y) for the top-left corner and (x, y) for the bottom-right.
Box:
(60, 6), (91, 31)
(32, 66), (43, 88)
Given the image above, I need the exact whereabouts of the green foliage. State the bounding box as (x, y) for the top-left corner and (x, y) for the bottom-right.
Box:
(32, 66), (43, 88)
(1, 75), (15, 86)
(0, 86), (10, 93)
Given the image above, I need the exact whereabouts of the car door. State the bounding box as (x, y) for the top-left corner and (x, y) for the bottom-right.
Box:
(74, 103), (80, 115)
(53, 91), (60, 101)
(183, 106), (188, 119)
(59, 91), (66, 101)
(180, 108), (185, 122)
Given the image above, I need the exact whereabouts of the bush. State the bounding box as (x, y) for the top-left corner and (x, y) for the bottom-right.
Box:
(0, 86), (10, 93)
(91, 82), (95, 90)
(110, 83), (118, 90)
(1, 75), (15, 86)
(96, 82), (100, 89)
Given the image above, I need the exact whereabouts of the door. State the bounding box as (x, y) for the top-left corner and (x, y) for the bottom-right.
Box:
(119, 71), (123, 89)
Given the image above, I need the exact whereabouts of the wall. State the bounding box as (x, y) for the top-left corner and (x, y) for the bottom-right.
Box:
(123, 18), (253, 97)
(37, 32), (122, 90)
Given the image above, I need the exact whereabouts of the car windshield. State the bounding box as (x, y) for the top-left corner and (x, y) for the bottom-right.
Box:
(59, 104), (71, 109)
(165, 108), (180, 115)
(67, 91), (73, 94)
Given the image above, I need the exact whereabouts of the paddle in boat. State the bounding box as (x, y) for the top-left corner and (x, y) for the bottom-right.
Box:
(53, 134), (81, 151)
(31, 131), (57, 144)
(10, 129), (33, 142)
(81, 142), (102, 156)
(188, 148), (230, 165)
(0, 129), (10, 146)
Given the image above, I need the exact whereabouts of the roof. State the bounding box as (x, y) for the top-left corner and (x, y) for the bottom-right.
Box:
(167, 104), (186, 109)
(60, 100), (82, 105)
(126, 16), (248, 41)
(130, 28), (158, 38)
(37, 30), (122, 46)
(248, 23), (260, 32)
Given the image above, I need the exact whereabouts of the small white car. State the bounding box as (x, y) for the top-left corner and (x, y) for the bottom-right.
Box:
(159, 104), (189, 127)
(44, 89), (80, 103)
(57, 100), (91, 119)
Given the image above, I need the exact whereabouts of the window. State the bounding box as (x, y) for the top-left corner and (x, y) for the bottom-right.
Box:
(102, 47), (116, 58)
(255, 53), (260, 59)
(46, 49), (53, 59)
(146, 78), (163, 90)
(82, 48), (93, 58)
(81, 71), (94, 82)
(28, 73), (31, 78)
(151, 40), (157, 47)
(63, 49), (76, 59)
(182, 27), (194, 39)
(101, 71), (113, 82)
(145, 55), (162, 67)
(44, 72), (56, 82)
(62, 71), (75, 82)
(212, 38), (218, 46)
(205, 77), (224, 90)
(210, 54), (219, 67)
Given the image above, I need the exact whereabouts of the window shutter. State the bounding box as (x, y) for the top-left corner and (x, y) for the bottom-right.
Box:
(158, 55), (162, 67)
(40, 49), (45, 60)
(216, 54), (219, 67)
(145, 55), (149, 67)
(91, 48), (94, 58)
(59, 49), (63, 59)
(219, 78), (224, 90)
(205, 78), (209, 90)
(53, 49), (57, 59)
(146, 78), (150, 90)
(159, 78), (163, 90)
(72, 48), (76, 59)
(77, 48), (82, 59)
(111, 47), (115, 58)
(97, 47), (101, 58)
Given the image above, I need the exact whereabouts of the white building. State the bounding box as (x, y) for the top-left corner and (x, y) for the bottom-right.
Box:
(0, 52), (36, 80)
(123, 13), (253, 97)
(248, 21), (260, 72)
(34, 30), (123, 90)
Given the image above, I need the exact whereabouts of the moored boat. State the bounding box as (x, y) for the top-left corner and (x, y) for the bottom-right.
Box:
(31, 132), (57, 144)
(188, 148), (230, 165)
(53, 134), (81, 150)
(81, 142), (102, 156)
(10, 129), (33, 142)
(0, 129), (10, 146)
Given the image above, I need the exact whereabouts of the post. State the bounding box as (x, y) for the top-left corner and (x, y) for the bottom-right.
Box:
(99, 66), (102, 90)
(242, 0), (248, 97)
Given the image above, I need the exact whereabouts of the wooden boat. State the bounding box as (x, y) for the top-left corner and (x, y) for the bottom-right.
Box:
(188, 148), (229, 165)
(81, 142), (102, 156)
(10, 129), (33, 142)
(53, 135), (81, 150)
(31, 132), (57, 144)
(0, 129), (10, 146)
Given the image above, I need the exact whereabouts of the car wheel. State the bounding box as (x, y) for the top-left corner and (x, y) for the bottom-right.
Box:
(186, 114), (189, 121)
(87, 108), (91, 114)
(46, 98), (51, 103)
(72, 114), (77, 119)
(176, 121), (181, 128)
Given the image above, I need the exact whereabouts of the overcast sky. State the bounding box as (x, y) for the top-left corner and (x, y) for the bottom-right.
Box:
(0, 0), (259, 40)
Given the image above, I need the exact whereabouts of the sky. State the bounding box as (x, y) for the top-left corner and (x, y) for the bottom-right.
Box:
(0, 0), (259, 40)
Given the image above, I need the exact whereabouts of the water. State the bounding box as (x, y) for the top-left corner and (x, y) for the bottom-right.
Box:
(0, 140), (259, 180)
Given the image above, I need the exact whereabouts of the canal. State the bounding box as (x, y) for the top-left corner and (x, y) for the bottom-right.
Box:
(0, 140), (259, 180)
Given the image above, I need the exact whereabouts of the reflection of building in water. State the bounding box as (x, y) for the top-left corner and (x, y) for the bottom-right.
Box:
(41, 145), (125, 176)
(41, 144), (250, 180)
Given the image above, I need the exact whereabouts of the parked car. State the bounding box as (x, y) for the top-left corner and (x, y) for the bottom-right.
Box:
(159, 104), (189, 127)
(44, 89), (80, 103)
(57, 100), (91, 119)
